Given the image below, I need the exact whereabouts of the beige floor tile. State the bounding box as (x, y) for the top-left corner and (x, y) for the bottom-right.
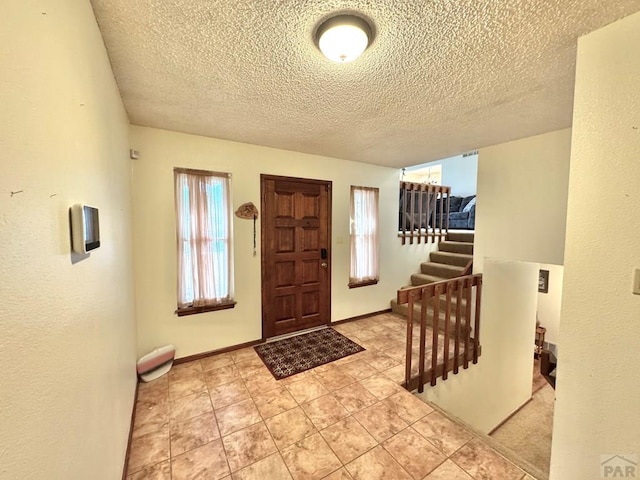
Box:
(170, 412), (220, 457)
(382, 391), (434, 424)
(281, 433), (342, 480)
(169, 361), (204, 381)
(209, 379), (251, 409)
(231, 347), (261, 364)
(451, 438), (526, 480)
(359, 374), (405, 400)
(215, 398), (262, 436)
(345, 445), (412, 480)
(423, 460), (474, 480)
(320, 416), (377, 464)
(300, 394), (350, 430)
(279, 370), (313, 385)
(332, 382), (378, 413)
(360, 351), (400, 371)
(200, 353), (235, 372)
(337, 358), (378, 380)
(170, 391), (213, 424)
(322, 468), (353, 480)
(253, 385), (298, 419)
(382, 348), (406, 364)
(231, 452), (293, 480)
(222, 422), (277, 472)
(137, 377), (169, 405)
(286, 376), (329, 404)
(352, 329), (378, 341)
(314, 367), (356, 391)
(133, 399), (169, 439)
(331, 350), (367, 366)
(169, 376), (208, 401)
(265, 406), (317, 449)
(412, 411), (473, 456)
(244, 370), (281, 396)
(380, 364), (406, 384)
(127, 427), (170, 474)
(171, 439), (230, 480)
(236, 360), (268, 379)
(353, 402), (408, 442)
(382, 427), (446, 479)
(126, 460), (171, 480)
(205, 365), (241, 389)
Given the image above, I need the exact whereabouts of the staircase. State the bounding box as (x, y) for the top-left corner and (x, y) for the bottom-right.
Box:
(391, 231), (475, 314)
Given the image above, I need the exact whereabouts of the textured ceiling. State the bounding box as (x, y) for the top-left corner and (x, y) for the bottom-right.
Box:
(90, 0), (640, 168)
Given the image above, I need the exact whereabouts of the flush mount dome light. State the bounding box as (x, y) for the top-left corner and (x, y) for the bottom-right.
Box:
(316, 14), (372, 63)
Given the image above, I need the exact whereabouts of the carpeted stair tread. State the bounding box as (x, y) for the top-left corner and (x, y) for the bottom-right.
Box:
(420, 262), (465, 279)
(411, 273), (448, 286)
(430, 251), (473, 268)
(446, 231), (475, 243)
(439, 240), (474, 255)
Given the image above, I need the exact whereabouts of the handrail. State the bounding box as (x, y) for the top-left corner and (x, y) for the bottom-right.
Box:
(397, 274), (483, 393)
(399, 182), (451, 245)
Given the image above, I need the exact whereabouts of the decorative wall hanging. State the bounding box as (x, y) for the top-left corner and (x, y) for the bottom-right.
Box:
(235, 202), (259, 256)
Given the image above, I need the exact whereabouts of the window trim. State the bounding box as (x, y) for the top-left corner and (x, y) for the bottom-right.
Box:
(349, 185), (380, 288)
(173, 167), (235, 315)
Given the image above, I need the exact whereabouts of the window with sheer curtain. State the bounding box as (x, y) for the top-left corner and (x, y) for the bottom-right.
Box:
(174, 168), (235, 315)
(349, 186), (379, 288)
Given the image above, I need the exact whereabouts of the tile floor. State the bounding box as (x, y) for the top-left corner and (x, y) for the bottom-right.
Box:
(128, 313), (535, 480)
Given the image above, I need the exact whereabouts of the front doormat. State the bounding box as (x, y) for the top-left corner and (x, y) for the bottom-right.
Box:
(255, 328), (365, 380)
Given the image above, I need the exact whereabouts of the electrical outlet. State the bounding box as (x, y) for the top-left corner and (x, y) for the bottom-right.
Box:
(633, 268), (640, 295)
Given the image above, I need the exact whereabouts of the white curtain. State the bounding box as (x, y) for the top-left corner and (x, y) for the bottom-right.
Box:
(174, 170), (233, 308)
(350, 186), (379, 285)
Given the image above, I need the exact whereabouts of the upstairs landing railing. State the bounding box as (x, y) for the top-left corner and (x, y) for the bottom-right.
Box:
(399, 182), (451, 245)
(396, 274), (483, 393)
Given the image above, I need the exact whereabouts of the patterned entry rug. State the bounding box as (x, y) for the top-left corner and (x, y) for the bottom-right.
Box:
(255, 328), (365, 380)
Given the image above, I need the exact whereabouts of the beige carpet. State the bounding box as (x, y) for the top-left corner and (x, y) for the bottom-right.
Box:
(490, 362), (555, 478)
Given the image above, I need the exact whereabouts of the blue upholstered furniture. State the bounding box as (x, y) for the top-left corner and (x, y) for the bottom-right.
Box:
(436, 195), (476, 230)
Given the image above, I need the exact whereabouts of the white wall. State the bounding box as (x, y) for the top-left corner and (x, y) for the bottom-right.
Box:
(130, 126), (436, 358)
(441, 154), (478, 197)
(551, 11), (640, 479)
(0, 1), (136, 479)
(404, 153), (478, 197)
(537, 263), (564, 348)
(475, 129), (572, 271)
(418, 258), (539, 433)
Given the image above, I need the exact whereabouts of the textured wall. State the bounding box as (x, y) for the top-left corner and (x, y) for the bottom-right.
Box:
(418, 258), (539, 433)
(475, 128), (572, 271)
(550, 11), (640, 479)
(537, 263), (564, 347)
(130, 125), (435, 359)
(89, 0), (640, 167)
(0, 1), (136, 478)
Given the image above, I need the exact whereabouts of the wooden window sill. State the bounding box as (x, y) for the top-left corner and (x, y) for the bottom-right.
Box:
(348, 279), (379, 289)
(175, 301), (236, 317)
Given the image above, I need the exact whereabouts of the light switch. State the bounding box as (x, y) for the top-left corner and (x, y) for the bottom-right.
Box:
(336, 236), (344, 245)
(633, 268), (640, 295)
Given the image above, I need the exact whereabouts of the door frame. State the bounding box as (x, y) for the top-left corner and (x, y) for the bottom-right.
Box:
(260, 174), (332, 340)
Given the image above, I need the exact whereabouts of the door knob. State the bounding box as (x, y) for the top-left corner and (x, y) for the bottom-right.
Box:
(321, 262), (328, 268)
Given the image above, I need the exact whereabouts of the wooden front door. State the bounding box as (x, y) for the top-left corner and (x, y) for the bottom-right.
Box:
(261, 175), (331, 338)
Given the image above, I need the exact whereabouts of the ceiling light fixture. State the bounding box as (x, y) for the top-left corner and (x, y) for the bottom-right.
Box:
(316, 14), (373, 63)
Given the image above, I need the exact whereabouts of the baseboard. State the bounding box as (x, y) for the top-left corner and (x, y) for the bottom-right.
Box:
(174, 338), (264, 365)
(487, 396), (534, 435)
(121, 379), (139, 480)
(174, 309), (392, 364)
(331, 308), (392, 325)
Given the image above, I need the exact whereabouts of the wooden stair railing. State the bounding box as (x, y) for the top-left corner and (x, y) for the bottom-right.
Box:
(397, 273), (483, 393)
(399, 182), (451, 245)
